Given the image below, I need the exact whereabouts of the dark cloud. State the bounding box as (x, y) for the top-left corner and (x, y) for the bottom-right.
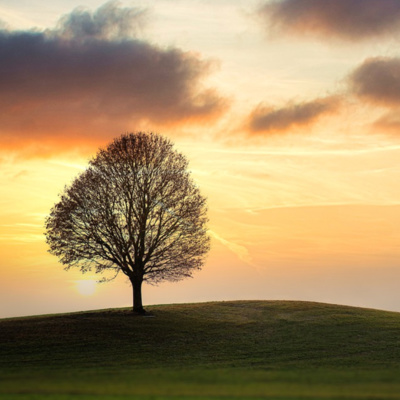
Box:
(0, 2), (227, 153)
(248, 96), (340, 134)
(53, 1), (147, 41)
(349, 57), (400, 106)
(259, 0), (400, 41)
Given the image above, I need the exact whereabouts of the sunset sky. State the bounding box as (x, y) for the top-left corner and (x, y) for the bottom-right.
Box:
(2, 0), (400, 318)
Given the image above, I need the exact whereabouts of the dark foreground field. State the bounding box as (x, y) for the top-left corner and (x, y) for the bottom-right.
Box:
(1, 300), (400, 399)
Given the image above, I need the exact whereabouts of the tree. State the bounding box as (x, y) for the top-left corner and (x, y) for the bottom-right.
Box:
(45, 132), (210, 314)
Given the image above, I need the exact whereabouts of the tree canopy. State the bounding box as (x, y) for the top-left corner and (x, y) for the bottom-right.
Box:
(45, 132), (210, 313)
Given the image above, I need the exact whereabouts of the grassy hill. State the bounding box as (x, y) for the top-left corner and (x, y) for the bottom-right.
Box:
(1, 300), (400, 399)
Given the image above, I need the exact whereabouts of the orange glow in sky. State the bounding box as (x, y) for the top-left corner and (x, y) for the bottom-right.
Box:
(1, 0), (400, 317)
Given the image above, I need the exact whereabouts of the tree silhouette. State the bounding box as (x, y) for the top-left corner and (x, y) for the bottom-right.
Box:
(45, 132), (210, 314)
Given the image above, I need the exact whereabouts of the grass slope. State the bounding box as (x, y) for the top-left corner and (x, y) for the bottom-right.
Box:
(1, 300), (400, 399)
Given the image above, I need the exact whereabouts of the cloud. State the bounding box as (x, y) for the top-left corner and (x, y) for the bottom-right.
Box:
(0, 2), (227, 154)
(247, 96), (340, 134)
(53, 1), (147, 41)
(347, 57), (400, 136)
(372, 111), (400, 134)
(209, 230), (255, 267)
(259, 0), (400, 41)
(349, 57), (400, 106)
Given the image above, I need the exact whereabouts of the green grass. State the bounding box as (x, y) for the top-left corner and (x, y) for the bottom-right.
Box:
(1, 300), (400, 399)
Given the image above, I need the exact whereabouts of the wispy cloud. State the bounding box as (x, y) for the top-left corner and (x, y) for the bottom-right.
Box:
(209, 230), (255, 267)
(247, 96), (340, 134)
(258, 0), (400, 41)
(372, 111), (400, 135)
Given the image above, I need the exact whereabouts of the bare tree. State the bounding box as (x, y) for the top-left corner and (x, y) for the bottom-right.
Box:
(45, 132), (210, 314)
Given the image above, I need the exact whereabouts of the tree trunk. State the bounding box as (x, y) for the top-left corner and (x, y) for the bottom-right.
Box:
(131, 277), (145, 314)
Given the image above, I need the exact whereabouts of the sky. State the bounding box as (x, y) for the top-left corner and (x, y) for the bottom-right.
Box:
(1, 0), (400, 318)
